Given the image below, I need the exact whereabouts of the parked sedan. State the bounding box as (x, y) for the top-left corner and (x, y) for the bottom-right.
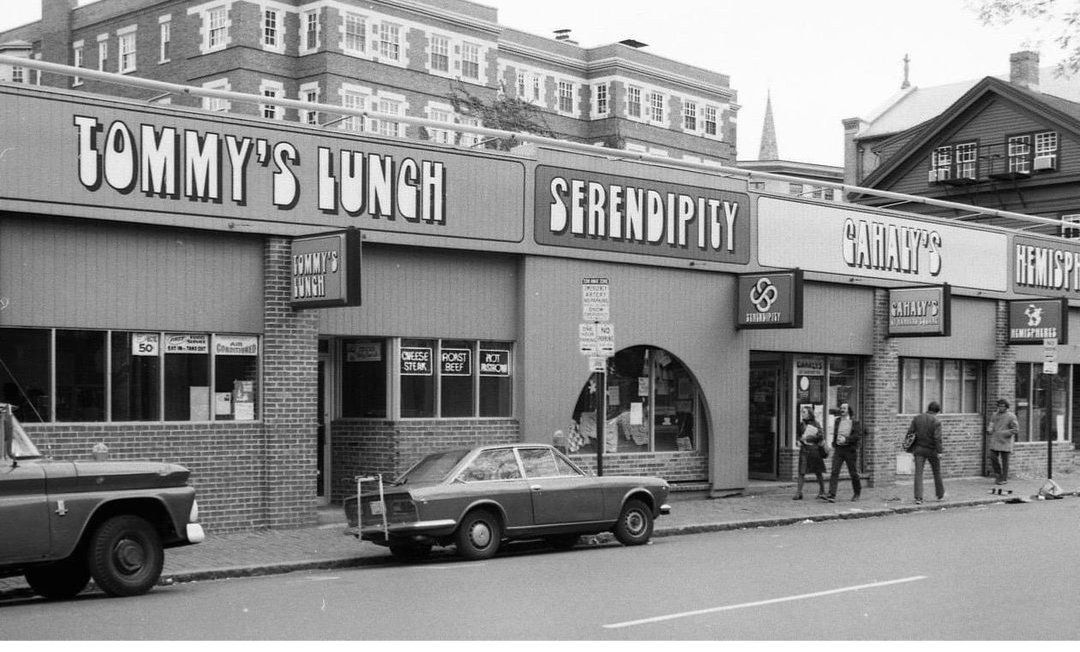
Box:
(344, 444), (670, 561)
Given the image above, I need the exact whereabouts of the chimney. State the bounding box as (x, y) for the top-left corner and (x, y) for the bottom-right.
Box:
(40, 0), (78, 88)
(1010, 50), (1040, 91)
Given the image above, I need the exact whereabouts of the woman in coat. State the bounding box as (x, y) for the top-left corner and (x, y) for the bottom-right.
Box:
(794, 405), (827, 500)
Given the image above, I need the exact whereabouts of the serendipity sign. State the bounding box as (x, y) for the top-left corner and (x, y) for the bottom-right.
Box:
(888, 285), (951, 337)
(736, 269), (804, 329)
(0, 86), (524, 240)
(535, 166), (751, 263)
(1008, 298), (1069, 344)
(290, 228), (362, 308)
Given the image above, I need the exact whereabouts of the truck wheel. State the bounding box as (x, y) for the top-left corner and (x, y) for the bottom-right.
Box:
(87, 515), (164, 597)
(613, 499), (653, 546)
(455, 509), (501, 561)
(25, 557), (91, 600)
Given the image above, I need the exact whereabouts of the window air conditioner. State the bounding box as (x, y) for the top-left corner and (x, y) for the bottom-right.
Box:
(928, 169), (940, 183)
(1033, 155), (1056, 171)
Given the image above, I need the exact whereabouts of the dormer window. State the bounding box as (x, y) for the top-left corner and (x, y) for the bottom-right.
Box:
(1005, 130), (1058, 174)
(929, 141), (977, 184)
(1034, 131), (1058, 171)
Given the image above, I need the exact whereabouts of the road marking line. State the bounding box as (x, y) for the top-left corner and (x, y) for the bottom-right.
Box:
(603, 576), (928, 629)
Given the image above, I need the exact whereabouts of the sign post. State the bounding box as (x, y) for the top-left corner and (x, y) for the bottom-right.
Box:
(1044, 338), (1057, 479)
(581, 278), (611, 476)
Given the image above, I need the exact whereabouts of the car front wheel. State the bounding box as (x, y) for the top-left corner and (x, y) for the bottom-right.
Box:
(25, 557), (91, 600)
(613, 499), (653, 546)
(455, 509), (501, 561)
(87, 514), (164, 597)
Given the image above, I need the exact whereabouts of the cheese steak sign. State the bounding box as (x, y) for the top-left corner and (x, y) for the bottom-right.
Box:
(0, 87), (524, 240)
(534, 166), (751, 263)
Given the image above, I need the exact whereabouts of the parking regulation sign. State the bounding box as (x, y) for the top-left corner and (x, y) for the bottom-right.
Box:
(582, 277), (609, 322)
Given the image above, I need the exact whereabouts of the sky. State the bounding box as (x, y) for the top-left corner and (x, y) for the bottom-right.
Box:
(0, 0), (1067, 167)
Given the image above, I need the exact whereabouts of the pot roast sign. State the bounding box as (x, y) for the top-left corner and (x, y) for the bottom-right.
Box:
(736, 270), (803, 329)
(291, 228), (362, 308)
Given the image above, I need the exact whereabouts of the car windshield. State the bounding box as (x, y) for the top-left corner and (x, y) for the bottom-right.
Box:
(3, 407), (42, 459)
(396, 449), (470, 484)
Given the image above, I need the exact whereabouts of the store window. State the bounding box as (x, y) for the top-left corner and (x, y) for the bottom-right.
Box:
(567, 346), (707, 454)
(341, 338), (514, 419)
(901, 358), (983, 414)
(0, 327), (259, 423)
(1015, 363), (1071, 442)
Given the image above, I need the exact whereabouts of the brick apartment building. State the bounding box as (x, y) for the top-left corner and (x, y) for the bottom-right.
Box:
(1, 0), (736, 164)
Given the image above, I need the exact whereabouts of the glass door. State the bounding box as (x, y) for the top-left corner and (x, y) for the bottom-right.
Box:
(748, 362), (780, 478)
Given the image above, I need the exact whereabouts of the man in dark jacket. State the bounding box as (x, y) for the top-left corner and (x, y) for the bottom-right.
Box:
(825, 402), (864, 502)
(907, 401), (945, 504)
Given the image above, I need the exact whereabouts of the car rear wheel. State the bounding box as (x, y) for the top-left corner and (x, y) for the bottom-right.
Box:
(25, 557), (91, 600)
(544, 534), (579, 550)
(613, 499), (653, 546)
(389, 544), (432, 562)
(87, 514), (164, 597)
(455, 509), (501, 561)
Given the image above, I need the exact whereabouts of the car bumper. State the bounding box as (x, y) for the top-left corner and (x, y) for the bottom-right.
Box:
(357, 518), (457, 542)
(659, 503), (671, 516)
(186, 523), (205, 544)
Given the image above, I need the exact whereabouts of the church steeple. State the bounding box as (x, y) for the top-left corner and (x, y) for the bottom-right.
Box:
(758, 91), (779, 161)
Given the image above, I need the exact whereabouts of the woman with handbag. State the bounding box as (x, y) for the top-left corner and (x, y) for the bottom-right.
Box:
(794, 406), (827, 500)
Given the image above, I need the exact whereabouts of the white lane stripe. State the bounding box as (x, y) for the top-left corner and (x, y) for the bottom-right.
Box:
(603, 575), (928, 629)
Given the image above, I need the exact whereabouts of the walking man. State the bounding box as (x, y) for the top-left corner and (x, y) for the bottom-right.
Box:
(825, 403), (863, 502)
(907, 401), (945, 504)
(987, 399), (1018, 485)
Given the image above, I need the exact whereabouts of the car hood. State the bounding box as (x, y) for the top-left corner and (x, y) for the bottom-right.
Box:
(29, 457), (192, 489)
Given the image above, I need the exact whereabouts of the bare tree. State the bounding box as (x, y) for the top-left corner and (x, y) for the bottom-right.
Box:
(974, 0), (1080, 74)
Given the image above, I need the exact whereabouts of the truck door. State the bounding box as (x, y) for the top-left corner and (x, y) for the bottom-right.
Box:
(0, 463), (51, 564)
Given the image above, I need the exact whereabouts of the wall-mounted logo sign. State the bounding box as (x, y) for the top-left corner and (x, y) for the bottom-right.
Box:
(1013, 236), (1080, 298)
(736, 269), (803, 329)
(888, 285), (951, 337)
(290, 228), (361, 309)
(1008, 298), (1069, 344)
(534, 165), (751, 264)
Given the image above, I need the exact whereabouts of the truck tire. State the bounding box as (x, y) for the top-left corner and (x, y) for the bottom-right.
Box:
(24, 557), (91, 600)
(87, 514), (164, 597)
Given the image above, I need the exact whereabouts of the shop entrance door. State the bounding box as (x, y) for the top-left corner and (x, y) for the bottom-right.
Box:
(748, 362), (781, 479)
(316, 355), (330, 506)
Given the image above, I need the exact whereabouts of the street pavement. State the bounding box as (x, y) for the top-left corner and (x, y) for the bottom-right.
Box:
(1, 474), (1075, 601)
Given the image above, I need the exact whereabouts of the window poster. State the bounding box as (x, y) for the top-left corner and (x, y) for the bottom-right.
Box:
(400, 347), (433, 375)
(167, 333), (209, 354)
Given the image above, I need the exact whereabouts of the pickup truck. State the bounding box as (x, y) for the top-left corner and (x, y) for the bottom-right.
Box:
(0, 403), (205, 599)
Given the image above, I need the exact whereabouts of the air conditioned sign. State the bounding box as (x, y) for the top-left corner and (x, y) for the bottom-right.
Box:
(534, 166), (751, 263)
(735, 270), (804, 329)
(888, 285), (951, 337)
(290, 228), (362, 308)
(1008, 298), (1069, 344)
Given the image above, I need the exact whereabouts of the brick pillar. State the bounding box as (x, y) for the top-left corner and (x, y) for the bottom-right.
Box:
(863, 288), (900, 486)
(984, 300), (1016, 478)
(40, 0), (77, 88)
(261, 236), (320, 528)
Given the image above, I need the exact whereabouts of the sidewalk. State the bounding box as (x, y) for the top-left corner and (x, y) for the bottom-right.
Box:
(1, 475), (1071, 601)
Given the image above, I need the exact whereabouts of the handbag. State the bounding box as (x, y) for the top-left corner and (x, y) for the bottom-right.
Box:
(819, 443), (829, 459)
(902, 431), (916, 452)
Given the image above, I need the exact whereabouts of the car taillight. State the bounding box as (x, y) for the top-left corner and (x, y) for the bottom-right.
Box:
(189, 500), (200, 523)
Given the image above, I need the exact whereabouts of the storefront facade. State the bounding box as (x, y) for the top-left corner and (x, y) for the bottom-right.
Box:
(2, 83), (1078, 533)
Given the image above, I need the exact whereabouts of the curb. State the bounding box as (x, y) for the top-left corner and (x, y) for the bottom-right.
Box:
(0, 495), (1030, 602)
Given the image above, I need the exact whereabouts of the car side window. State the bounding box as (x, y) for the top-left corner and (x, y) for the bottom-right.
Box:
(553, 452), (583, 477)
(520, 448), (559, 478)
(460, 449), (521, 482)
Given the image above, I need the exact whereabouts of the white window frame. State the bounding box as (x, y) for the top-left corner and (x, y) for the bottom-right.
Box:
(202, 78), (231, 112)
(117, 26), (137, 73)
(1061, 214), (1080, 239)
(207, 5), (229, 51)
(342, 13), (366, 54)
(262, 8), (283, 52)
(301, 10), (320, 53)
(377, 22), (401, 62)
(429, 34), (449, 74)
(461, 42), (480, 80)
(72, 41), (84, 86)
(300, 82), (320, 125)
(97, 34), (108, 72)
(260, 80), (284, 120)
(158, 16), (171, 63)
(593, 83), (608, 117)
(339, 83), (371, 132)
(704, 105), (718, 136)
(627, 86), (642, 118)
(372, 93), (406, 138)
(458, 115), (482, 147)
(648, 91), (664, 124)
(426, 102), (455, 144)
(532, 74), (542, 102)
(683, 100), (697, 132)
(516, 71), (526, 98)
(557, 80), (575, 115)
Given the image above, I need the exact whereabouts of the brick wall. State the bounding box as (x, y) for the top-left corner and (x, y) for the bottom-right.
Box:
(329, 418), (519, 502)
(569, 450), (708, 484)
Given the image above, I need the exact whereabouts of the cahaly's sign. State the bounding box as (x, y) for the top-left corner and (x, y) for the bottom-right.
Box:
(290, 228), (362, 308)
(1008, 298), (1068, 344)
(887, 285), (951, 337)
(534, 165), (751, 263)
(735, 269), (803, 329)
